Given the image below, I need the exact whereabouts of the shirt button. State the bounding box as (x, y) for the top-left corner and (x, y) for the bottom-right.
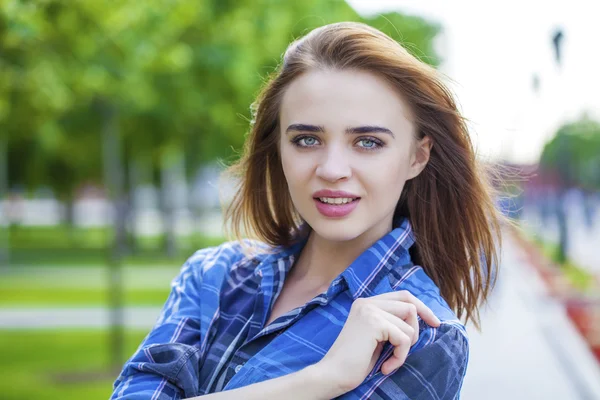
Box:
(235, 364), (243, 373)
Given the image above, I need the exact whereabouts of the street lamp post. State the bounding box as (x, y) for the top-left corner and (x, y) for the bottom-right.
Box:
(551, 28), (569, 265)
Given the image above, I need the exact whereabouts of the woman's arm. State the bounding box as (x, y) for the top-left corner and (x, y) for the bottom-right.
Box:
(187, 363), (343, 400)
(111, 245), (238, 400)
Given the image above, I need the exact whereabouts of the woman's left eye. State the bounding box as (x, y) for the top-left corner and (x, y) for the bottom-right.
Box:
(301, 137), (318, 146)
(357, 138), (383, 150)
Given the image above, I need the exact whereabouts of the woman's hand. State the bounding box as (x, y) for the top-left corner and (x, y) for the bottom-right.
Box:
(316, 290), (441, 395)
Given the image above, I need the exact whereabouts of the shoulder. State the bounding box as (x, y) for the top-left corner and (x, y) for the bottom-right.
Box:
(387, 262), (469, 354)
(356, 267), (470, 400)
(389, 263), (463, 325)
(375, 320), (468, 400)
(376, 265), (470, 398)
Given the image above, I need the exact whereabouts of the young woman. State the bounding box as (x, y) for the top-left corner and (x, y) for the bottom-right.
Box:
(112, 21), (501, 399)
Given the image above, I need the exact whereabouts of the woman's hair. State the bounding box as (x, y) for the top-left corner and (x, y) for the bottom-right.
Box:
(222, 21), (503, 329)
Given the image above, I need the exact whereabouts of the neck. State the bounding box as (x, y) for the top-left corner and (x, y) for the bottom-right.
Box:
(289, 221), (392, 287)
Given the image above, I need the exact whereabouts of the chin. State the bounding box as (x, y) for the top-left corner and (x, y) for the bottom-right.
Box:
(308, 217), (365, 242)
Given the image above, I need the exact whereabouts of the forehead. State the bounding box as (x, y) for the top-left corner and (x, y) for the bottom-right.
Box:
(280, 69), (414, 131)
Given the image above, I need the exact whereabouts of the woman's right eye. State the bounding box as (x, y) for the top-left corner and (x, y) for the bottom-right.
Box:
(292, 136), (320, 147)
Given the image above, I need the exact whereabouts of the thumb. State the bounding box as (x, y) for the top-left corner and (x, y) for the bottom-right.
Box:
(369, 342), (385, 371)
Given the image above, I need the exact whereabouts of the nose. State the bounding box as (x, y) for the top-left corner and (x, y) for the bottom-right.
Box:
(315, 144), (352, 182)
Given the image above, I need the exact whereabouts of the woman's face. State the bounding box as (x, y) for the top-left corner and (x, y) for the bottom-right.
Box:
(279, 68), (431, 244)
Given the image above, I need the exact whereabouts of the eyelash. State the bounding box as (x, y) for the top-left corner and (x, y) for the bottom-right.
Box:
(290, 135), (385, 151)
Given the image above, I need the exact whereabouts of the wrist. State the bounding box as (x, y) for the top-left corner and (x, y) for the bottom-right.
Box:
(303, 362), (347, 399)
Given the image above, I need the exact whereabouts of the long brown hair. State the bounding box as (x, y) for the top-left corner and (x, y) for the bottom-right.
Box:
(222, 22), (503, 329)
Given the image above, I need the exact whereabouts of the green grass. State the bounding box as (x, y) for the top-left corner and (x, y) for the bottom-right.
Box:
(563, 262), (597, 292)
(525, 230), (596, 293)
(6, 225), (226, 267)
(9, 225), (112, 249)
(0, 286), (170, 306)
(0, 329), (148, 400)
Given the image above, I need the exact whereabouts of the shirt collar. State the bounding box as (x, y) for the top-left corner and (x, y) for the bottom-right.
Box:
(340, 217), (415, 299)
(255, 217), (415, 299)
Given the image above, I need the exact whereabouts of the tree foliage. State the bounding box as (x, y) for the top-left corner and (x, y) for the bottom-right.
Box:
(540, 114), (600, 191)
(1, 0), (441, 198)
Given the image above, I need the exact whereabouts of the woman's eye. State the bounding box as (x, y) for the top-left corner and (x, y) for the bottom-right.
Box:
(293, 136), (319, 147)
(357, 138), (382, 149)
(301, 137), (317, 146)
(292, 135), (382, 150)
(359, 139), (375, 148)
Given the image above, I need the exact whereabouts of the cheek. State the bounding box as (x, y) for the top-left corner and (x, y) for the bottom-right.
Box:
(280, 147), (313, 189)
(280, 145), (295, 177)
(360, 158), (407, 197)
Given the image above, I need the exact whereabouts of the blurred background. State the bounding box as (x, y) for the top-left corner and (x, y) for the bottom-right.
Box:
(1, 0), (599, 399)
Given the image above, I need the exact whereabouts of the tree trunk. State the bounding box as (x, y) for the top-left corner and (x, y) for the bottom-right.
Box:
(99, 100), (125, 372)
(64, 195), (77, 247)
(556, 188), (568, 265)
(188, 170), (202, 242)
(160, 149), (184, 259)
(184, 137), (201, 246)
(126, 158), (141, 255)
(0, 137), (8, 267)
(582, 190), (594, 230)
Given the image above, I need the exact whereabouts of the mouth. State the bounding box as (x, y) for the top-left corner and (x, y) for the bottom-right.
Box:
(314, 197), (360, 205)
(313, 196), (361, 218)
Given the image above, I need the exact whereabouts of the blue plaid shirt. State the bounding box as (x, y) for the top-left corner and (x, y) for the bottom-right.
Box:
(111, 218), (469, 399)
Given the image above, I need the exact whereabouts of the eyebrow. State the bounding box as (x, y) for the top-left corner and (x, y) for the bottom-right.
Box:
(285, 124), (395, 138)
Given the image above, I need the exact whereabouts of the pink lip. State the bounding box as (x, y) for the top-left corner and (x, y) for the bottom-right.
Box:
(313, 197), (360, 218)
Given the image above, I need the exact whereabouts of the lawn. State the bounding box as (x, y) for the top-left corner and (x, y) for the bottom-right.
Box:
(0, 227), (212, 399)
(6, 225), (226, 267)
(0, 226), (225, 307)
(0, 264), (179, 306)
(0, 329), (149, 400)
(0, 286), (170, 306)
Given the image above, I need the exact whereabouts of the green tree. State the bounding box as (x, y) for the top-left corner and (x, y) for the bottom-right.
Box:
(540, 114), (600, 191)
(539, 114), (600, 263)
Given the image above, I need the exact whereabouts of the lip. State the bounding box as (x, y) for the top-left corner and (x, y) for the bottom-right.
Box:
(313, 197), (360, 218)
(312, 189), (360, 199)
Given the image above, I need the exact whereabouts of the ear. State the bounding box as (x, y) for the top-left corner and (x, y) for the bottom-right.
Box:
(407, 135), (433, 180)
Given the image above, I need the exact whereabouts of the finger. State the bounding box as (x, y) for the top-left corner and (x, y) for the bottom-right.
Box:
(369, 342), (385, 373)
(373, 307), (416, 344)
(379, 318), (412, 355)
(368, 300), (421, 343)
(369, 299), (416, 320)
(374, 291), (440, 326)
(381, 340), (410, 375)
(404, 307), (419, 346)
(377, 319), (411, 374)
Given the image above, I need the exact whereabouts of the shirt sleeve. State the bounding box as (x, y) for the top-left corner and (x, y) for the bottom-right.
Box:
(110, 245), (224, 400)
(337, 321), (469, 400)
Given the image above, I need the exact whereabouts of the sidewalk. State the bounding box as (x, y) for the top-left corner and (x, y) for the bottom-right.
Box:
(461, 231), (600, 400)
(0, 306), (162, 329)
(0, 265), (180, 288)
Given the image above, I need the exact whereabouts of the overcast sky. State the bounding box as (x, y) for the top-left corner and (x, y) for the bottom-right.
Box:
(347, 0), (600, 164)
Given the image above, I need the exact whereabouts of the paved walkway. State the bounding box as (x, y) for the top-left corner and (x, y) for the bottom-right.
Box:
(0, 306), (162, 329)
(461, 231), (600, 400)
(0, 265), (180, 288)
